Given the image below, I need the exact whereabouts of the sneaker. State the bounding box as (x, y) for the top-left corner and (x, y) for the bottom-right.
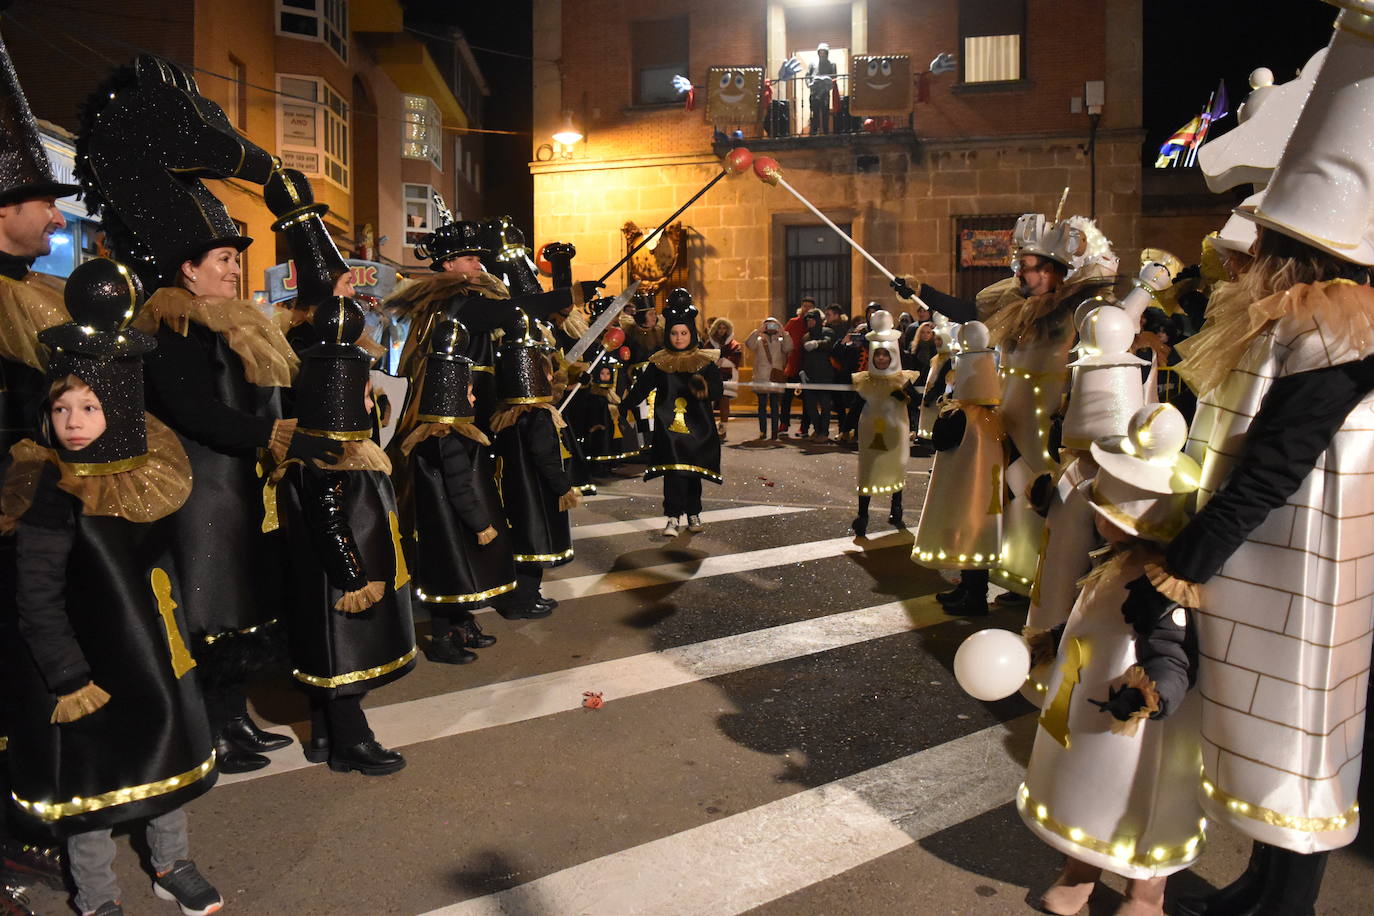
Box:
(662, 517), (681, 538)
(686, 514), (704, 533)
(153, 860), (222, 916)
(81, 902), (122, 916)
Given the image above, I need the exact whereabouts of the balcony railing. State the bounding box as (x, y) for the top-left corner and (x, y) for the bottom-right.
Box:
(708, 75), (915, 147)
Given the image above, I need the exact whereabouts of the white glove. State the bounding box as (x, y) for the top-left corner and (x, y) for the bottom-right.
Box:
(803, 340), (820, 351)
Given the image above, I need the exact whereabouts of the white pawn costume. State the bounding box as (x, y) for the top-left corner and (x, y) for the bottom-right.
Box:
(854, 311), (920, 498)
(916, 326), (955, 440)
(1021, 404), (1204, 913)
(912, 322), (1003, 569)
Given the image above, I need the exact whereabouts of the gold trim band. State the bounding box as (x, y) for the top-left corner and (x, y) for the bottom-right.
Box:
(1017, 783), (1205, 871)
(417, 581), (517, 604)
(297, 427), (373, 441)
(416, 414), (477, 425)
(472, 364), (495, 374)
(1201, 774), (1359, 833)
(202, 618), (278, 646)
(12, 753), (216, 822)
(587, 450), (644, 462)
(500, 396), (554, 405)
(292, 646), (418, 688)
(513, 547), (574, 564)
(0, 736), (7, 752)
(67, 453), (149, 477)
(645, 463), (723, 482)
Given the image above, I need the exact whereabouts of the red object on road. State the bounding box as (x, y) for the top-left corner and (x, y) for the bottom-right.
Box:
(582, 691), (605, 709)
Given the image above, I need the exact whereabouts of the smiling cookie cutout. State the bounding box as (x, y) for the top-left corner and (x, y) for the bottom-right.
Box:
(705, 66), (763, 125)
(850, 55), (911, 116)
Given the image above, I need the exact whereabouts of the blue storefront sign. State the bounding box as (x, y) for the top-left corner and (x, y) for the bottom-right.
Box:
(263, 259), (400, 304)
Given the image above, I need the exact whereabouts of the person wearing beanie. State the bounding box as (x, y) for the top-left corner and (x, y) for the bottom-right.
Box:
(2, 259), (220, 916)
(400, 319), (513, 665)
(488, 309), (580, 619)
(706, 317), (741, 440)
(267, 297), (416, 777)
(849, 311), (920, 537)
(797, 306), (837, 442)
(744, 315), (791, 440)
(622, 288), (723, 537)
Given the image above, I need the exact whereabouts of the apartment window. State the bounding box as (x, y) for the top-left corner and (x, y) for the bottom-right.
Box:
(631, 16), (687, 106)
(277, 0), (349, 63)
(959, 0), (1025, 84)
(277, 74), (350, 190)
(404, 183), (437, 250)
(226, 56), (247, 130)
(402, 94), (442, 168)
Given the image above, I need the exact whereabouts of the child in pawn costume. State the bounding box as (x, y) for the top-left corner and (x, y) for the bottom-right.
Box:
(1020, 404), (1204, 916)
(489, 309), (580, 618)
(2, 260), (222, 916)
(849, 311), (921, 537)
(912, 322), (1004, 616)
(401, 318), (514, 664)
(622, 289), (724, 537)
(268, 297), (415, 777)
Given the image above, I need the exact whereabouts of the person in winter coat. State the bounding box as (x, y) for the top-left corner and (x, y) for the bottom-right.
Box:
(745, 315), (792, 440)
(780, 298), (813, 435)
(707, 317), (742, 440)
(797, 308), (836, 441)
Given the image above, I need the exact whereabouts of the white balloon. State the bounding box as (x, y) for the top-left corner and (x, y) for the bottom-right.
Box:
(954, 628), (1032, 702)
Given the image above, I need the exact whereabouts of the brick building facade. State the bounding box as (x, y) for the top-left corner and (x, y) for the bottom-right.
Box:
(532, 0), (1229, 396)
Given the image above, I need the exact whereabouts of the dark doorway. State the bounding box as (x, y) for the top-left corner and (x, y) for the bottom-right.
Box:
(785, 224), (851, 318)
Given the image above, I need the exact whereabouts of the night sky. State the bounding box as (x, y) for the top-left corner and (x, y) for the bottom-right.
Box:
(411, 0), (1343, 224)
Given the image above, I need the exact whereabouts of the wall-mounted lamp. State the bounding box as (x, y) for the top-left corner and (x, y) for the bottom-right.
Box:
(552, 111), (584, 146)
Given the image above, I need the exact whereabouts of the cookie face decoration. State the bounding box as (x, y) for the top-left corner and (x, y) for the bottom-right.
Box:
(705, 67), (763, 125)
(850, 55), (911, 116)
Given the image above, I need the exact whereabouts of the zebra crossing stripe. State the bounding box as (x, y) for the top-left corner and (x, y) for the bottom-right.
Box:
(571, 504), (812, 540)
(221, 597), (945, 786)
(421, 714), (1035, 915)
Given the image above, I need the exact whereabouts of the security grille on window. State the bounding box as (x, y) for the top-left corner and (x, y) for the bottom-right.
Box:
(404, 184), (437, 250)
(631, 17), (688, 106)
(277, 74), (350, 190)
(959, 0), (1025, 84)
(277, 0), (349, 63)
(402, 95), (442, 169)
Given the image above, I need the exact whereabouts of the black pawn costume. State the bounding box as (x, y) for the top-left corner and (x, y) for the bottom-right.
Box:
(622, 290), (723, 519)
(267, 297), (414, 772)
(265, 169), (354, 357)
(2, 259), (213, 836)
(570, 353), (636, 465)
(489, 310), (580, 614)
(400, 319), (515, 648)
(74, 56), (304, 772)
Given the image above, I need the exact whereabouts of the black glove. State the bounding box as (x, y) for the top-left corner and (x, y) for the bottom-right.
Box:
(890, 277), (917, 300)
(1121, 574), (1176, 636)
(579, 280), (605, 302)
(889, 387), (909, 403)
(688, 373), (711, 400)
(287, 432), (345, 470)
(1029, 473), (1055, 517)
(1089, 685), (1152, 723)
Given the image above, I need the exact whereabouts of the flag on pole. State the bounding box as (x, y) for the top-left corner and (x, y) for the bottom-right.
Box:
(1209, 79), (1229, 121)
(1155, 145), (1183, 168)
(1165, 115), (1204, 149)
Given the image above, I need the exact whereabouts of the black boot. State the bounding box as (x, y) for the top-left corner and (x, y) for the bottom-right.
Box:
(302, 735), (330, 764)
(1175, 841), (1273, 916)
(888, 491), (905, 528)
(328, 739), (406, 776)
(1252, 848), (1328, 916)
(221, 714), (294, 753)
(944, 570), (989, 616)
(459, 618), (497, 649)
(850, 513), (869, 538)
(936, 581), (967, 606)
(427, 631), (477, 665)
(213, 733), (269, 773)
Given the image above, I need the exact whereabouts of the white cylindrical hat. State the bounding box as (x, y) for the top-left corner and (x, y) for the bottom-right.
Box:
(1242, 10), (1374, 264)
(865, 309), (902, 376)
(1088, 403), (1201, 542)
(951, 322), (1000, 404)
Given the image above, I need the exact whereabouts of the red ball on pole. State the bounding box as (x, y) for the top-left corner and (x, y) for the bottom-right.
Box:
(752, 155), (782, 186)
(723, 147), (754, 175)
(602, 326), (626, 349)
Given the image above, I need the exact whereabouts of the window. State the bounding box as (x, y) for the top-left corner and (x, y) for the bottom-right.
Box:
(404, 184), (437, 250)
(277, 0), (348, 63)
(277, 74), (350, 190)
(227, 56), (247, 130)
(232, 219), (250, 300)
(631, 16), (687, 106)
(402, 94), (442, 168)
(785, 224), (851, 318)
(958, 0), (1025, 84)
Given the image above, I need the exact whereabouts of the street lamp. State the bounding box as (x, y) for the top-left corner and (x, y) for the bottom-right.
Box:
(552, 111), (583, 146)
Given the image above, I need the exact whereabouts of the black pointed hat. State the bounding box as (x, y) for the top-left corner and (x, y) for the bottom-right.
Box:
(662, 288), (700, 350)
(496, 309), (553, 404)
(294, 296), (372, 438)
(39, 258), (155, 469)
(266, 168), (349, 309)
(0, 33), (80, 206)
(75, 54), (276, 291)
(417, 319), (476, 421)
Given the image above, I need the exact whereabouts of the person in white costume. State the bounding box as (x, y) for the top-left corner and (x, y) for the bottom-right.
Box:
(1131, 5), (1374, 913)
(1022, 403), (1203, 916)
(849, 311), (921, 537)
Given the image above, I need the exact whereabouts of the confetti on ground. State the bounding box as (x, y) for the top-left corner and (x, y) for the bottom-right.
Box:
(582, 691), (605, 709)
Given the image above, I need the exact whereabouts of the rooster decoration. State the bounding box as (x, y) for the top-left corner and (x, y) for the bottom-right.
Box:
(622, 220), (684, 300)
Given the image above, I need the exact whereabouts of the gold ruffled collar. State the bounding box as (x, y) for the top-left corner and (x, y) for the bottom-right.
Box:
(648, 348), (718, 373)
(1, 414), (191, 529)
(489, 401), (567, 435)
(135, 286), (298, 388)
(399, 419), (490, 456)
(0, 271), (68, 370)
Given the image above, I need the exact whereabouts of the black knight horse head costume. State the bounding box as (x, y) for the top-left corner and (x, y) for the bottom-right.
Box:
(75, 54), (277, 290)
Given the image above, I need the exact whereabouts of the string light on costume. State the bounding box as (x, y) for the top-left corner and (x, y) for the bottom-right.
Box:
(1017, 783), (1207, 871)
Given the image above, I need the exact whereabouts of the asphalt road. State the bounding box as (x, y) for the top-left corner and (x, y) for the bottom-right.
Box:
(17, 419), (1374, 914)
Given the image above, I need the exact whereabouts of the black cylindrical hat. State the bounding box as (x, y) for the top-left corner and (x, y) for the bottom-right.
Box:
(662, 289), (700, 350)
(0, 34), (80, 206)
(542, 241), (575, 290)
(266, 168), (349, 309)
(417, 319), (475, 421)
(39, 259), (156, 470)
(293, 297), (372, 438)
(496, 309), (553, 404)
(417, 219), (489, 271)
